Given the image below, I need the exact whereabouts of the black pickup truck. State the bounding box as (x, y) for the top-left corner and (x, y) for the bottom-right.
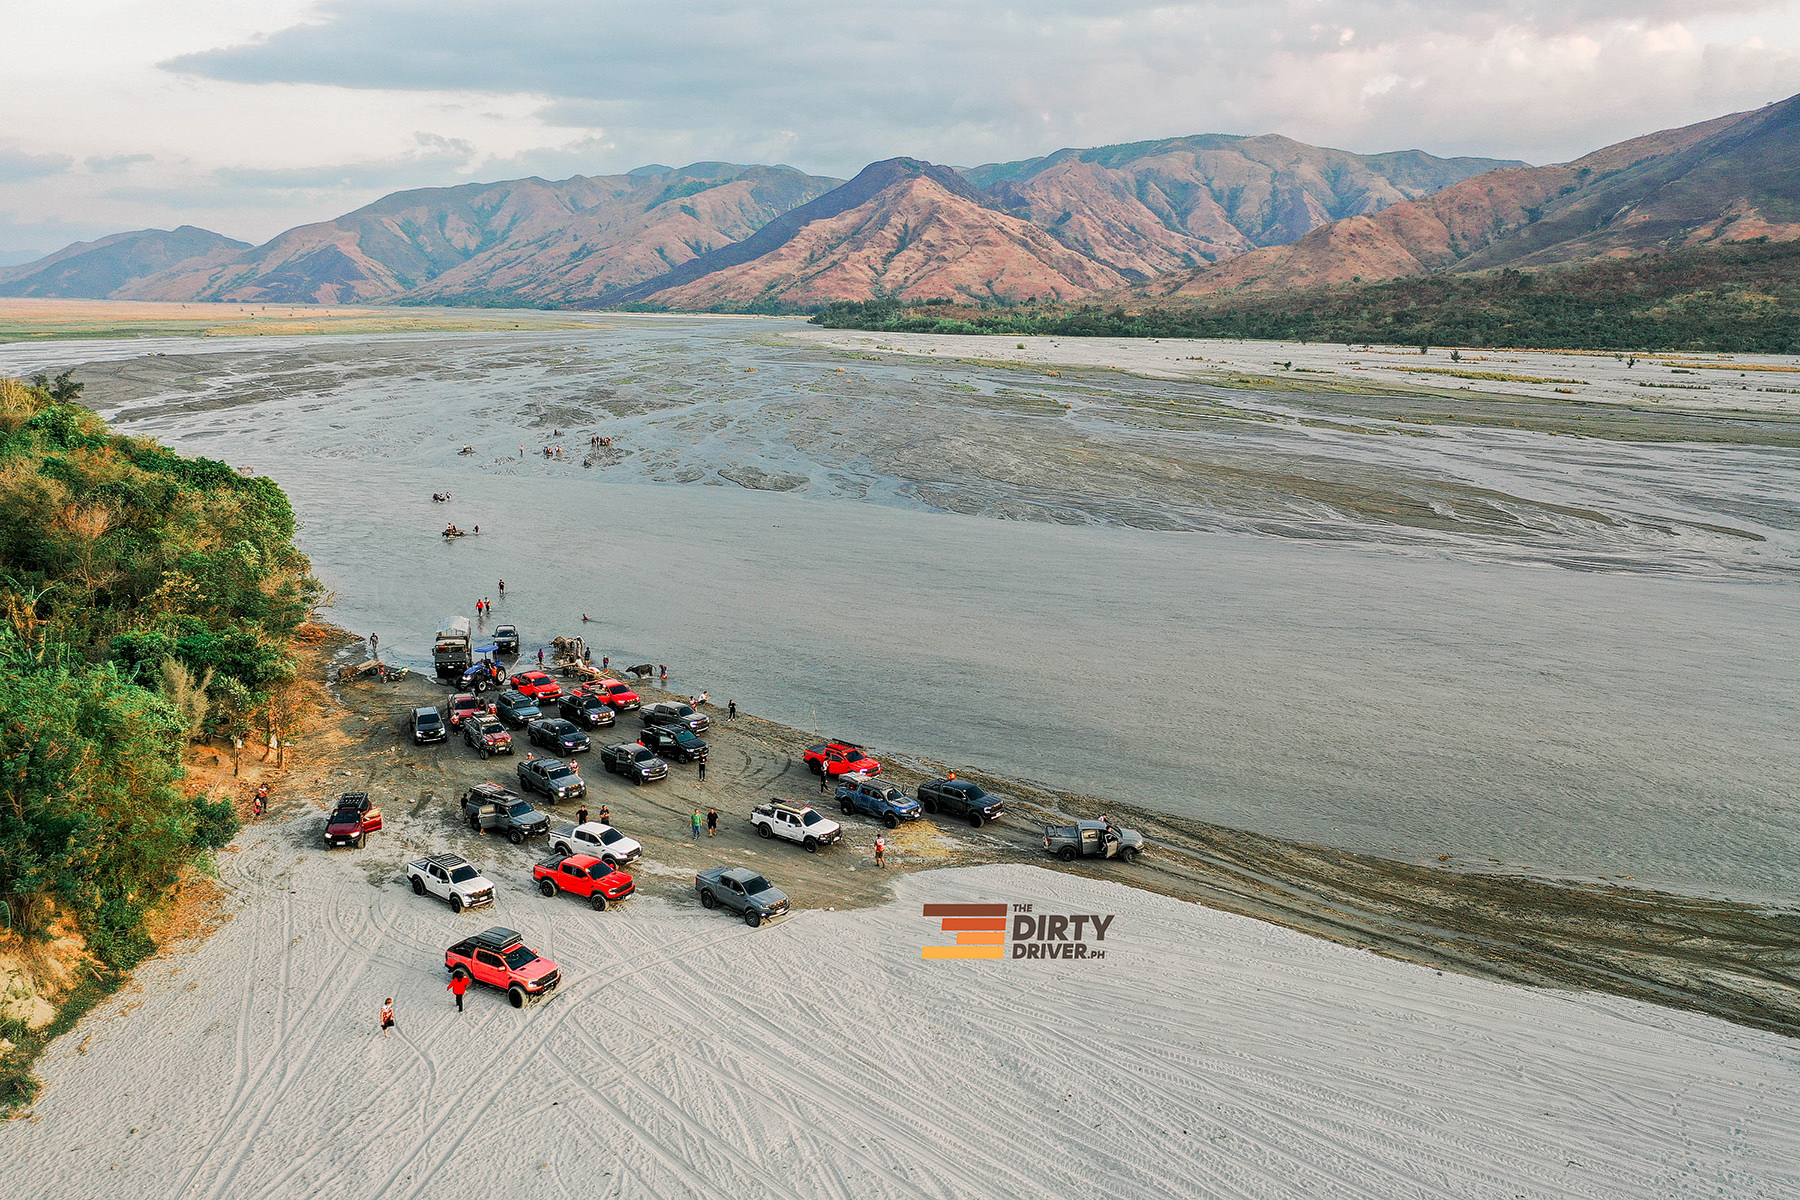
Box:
(639, 723), (708, 763)
(916, 777), (1006, 828)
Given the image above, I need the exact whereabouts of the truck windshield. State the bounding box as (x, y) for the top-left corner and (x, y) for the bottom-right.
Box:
(740, 875), (771, 894)
(599, 828), (623, 844)
(501, 946), (537, 970)
(507, 802), (536, 818)
(546, 766), (577, 781)
(801, 811), (825, 825)
(450, 866), (479, 883)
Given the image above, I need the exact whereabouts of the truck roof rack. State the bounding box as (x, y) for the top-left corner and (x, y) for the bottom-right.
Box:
(421, 853), (468, 869)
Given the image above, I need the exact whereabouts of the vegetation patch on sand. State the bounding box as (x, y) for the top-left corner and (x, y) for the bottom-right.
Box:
(0, 370), (319, 1111)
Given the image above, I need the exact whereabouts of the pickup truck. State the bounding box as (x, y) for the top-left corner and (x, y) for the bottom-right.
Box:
(492, 624), (521, 655)
(835, 778), (923, 829)
(1044, 820), (1144, 863)
(445, 926), (559, 1008)
(638, 723), (708, 763)
(464, 713), (514, 758)
(549, 821), (642, 866)
(533, 854), (635, 911)
(600, 742), (669, 785)
(494, 690), (543, 728)
(324, 793), (383, 848)
(411, 705), (448, 744)
(641, 700), (709, 732)
(750, 801), (842, 852)
(407, 853), (495, 912)
(518, 754), (585, 802)
(461, 783), (550, 844)
(694, 866), (790, 928)
(805, 741), (881, 778)
(916, 777), (1006, 828)
(558, 693), (616, 730)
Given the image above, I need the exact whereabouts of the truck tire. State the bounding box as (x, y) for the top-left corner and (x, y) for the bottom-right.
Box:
(539, 878), (556, 896)
(508, 985), (526, 1009)
(700, 890), (716, 909)
(450, 894), (464, 914)
(1123, 846), (1142, 863)
(468, 815), (481, 832)
(589, 893), (608, 912)
(356, 832), (367, 848)
(969, 813), (984, 829)
(804, 837), (818, 853)
(479, 749), (488, 760)
(1058, 846), (1077, 863)
(839, 799), (854, 815)
(507, 828), (524, 845)
(745, 910), (762, 928)
(883, 813), (898, 829)
(474, 680), (489, 694)
(757, 823), (772, 839)
(922, 798), (937, 814)
(411, 876), (427, 895)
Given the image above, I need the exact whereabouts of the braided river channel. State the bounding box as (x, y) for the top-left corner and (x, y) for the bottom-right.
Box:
(9, 315), (1798, 902)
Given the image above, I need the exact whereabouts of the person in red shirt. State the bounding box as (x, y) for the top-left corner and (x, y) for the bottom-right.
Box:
(381, 998), (395, 1037)
(448, 974), (468, 1013)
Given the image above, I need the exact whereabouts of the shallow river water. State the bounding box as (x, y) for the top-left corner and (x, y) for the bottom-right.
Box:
(8, 317), (1797, 902)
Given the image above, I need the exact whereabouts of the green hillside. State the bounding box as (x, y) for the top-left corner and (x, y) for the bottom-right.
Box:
(811, 239), (1800, 353)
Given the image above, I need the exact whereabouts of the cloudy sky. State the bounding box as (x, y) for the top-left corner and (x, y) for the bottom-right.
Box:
(2, 0), (1797, 259)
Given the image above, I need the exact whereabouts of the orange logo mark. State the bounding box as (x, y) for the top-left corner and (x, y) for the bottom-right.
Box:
(921, 903), (1007, 959)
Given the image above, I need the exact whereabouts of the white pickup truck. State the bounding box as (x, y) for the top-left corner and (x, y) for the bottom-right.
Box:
(750, 800), (843, 852)
(548, 821), (642, 867)
(407, 853), (496, 912)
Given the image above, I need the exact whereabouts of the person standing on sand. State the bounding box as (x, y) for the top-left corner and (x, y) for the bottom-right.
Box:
(448, 974), (467, 1013)
(819, 768), (829, 794)
(707, 807), (718, 836)
(537, 648), (545, 666)
(728, 700), (737, 721)
(874, 836), (886, 869)
(381, 998), (395, 1037)
(691, 809), (703, 840)
(697, 759), (707, 783)
(576, 804), (588, 827)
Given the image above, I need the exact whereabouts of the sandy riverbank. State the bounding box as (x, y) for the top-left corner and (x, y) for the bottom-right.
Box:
(5, 633), (1798, 1197)
(6, 855), (1795, 1198)
(793, 324), (1800, 423)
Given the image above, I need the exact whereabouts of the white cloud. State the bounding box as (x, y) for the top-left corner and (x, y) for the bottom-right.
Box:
(0, 0), (1796, 255)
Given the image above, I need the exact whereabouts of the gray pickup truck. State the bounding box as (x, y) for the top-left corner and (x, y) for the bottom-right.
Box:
(461, 782), (550, 844)
(694, 866), (790, 928)
(1044, 819), (1144, 863)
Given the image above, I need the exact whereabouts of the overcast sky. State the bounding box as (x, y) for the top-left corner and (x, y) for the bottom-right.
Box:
(2, 0), (1797, 259)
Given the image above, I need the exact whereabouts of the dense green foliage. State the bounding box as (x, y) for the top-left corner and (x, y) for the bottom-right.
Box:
(0, 373), (316, 970)
(810, 240), (1800, 353)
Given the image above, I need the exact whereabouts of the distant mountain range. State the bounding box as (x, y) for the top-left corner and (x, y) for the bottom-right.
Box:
(1131, 95), (1800, 302)
(0, 136), (1515, 309)
(5, 95), (1796, 314)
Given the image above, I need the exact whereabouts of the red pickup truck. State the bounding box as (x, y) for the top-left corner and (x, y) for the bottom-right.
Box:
(804, 741), (881, 777)
(445, 927), (560, 1008)
(533, 854), (635, 911)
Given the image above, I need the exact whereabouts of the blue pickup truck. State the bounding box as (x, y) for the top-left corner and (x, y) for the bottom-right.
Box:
(834, 778), (923, 829)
